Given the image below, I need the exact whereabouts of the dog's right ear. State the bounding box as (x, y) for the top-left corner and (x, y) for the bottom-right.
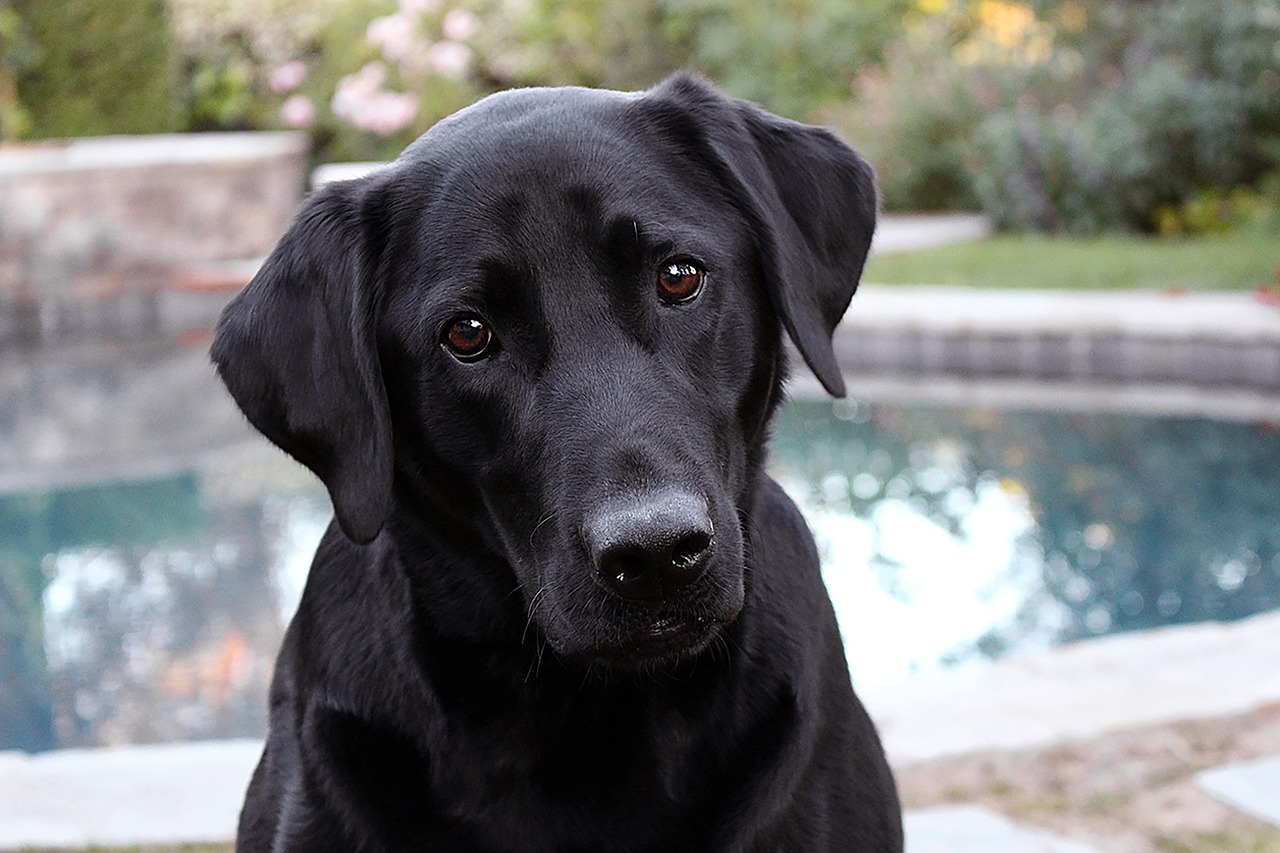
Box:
(211, 177), (393, 544)
(643, 74), (877, 399)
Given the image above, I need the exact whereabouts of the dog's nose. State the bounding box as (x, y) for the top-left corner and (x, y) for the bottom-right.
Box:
(584, 491), (714, 601)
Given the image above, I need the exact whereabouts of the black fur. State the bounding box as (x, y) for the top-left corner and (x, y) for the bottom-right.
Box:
(212, 73), (901, 852)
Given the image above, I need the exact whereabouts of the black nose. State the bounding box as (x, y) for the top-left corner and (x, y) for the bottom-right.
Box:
(584, 491), (715, 601)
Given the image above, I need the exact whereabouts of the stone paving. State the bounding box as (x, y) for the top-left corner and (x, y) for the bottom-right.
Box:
(1196, 754), (1280, 828)
(863, 610), (1280, 765)
(0, 740), (1111, 851)
(905, 805), (1104, 853)
(0, 740), (257, 849)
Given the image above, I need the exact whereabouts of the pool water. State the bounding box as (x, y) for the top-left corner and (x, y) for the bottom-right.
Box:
(2, 380), (1279, 752)
(772, 398), (1280, 687)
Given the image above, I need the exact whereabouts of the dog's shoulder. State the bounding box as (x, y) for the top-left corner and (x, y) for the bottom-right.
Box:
(747, 474), (826, 590)
(278, 524), (417, 705)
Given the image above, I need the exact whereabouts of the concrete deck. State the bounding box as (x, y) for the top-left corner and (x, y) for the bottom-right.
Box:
(1197, 754), (1280, 828)
(862, 609), (1280, 766)
(0, 740), (258, 848)
(905, 805), (1103, 852)
(832, 286), (1280, 402)
(871, 213), (993, 256)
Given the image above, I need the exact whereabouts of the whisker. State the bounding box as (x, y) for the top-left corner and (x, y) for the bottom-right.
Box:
(522, 585), (550, 645)
(529, 510), (557, 547)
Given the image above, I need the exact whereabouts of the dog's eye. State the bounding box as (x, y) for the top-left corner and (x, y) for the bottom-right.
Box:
(657, 260), (705, 305)
(442, 315), (494, 361)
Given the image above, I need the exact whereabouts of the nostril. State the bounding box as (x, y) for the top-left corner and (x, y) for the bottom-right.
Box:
(670, 531), (712, 571)
(662, 529), (712, 596)
(601, 548), (648, 585)
(596, 544), (665, 601)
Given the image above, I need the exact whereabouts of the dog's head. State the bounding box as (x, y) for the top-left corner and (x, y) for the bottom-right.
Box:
(213, 74), (875, 669)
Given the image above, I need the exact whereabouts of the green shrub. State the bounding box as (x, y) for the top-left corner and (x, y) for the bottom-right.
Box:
(14, 0), (177, 138)
(840, 0), (1280, 229)
(669, 0), (909, 120)
(1154, 176), (1280, 237)
(0, 3), (35, 139)
(972, 0), (1280, 232)
(831, 14), (986, 211)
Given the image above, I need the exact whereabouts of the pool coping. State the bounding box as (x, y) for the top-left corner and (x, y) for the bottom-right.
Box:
(826, 286), (1280, 402)
(860, 608), (1280, 767)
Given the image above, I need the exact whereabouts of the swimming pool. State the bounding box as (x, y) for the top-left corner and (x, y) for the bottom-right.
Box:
(2, 339), (1278, 752)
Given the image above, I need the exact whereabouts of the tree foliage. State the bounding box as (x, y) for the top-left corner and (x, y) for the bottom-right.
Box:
(12, 0), (177, 137)
(982, 0), (1280, 232)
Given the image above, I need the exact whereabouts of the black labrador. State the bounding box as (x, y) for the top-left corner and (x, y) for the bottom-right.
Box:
(212, 73), (902, 852)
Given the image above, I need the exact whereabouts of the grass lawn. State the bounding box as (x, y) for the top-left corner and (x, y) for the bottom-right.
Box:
(863, 232), (1280, 291)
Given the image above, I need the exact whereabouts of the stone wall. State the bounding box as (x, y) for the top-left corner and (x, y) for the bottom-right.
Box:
(0, 132), (306, 343)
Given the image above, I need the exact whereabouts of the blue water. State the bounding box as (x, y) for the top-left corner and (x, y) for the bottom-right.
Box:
(3, 359), (1279, 751)
(772, 398), (1280, 686)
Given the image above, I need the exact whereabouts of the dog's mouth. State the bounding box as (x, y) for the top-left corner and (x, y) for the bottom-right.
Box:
(589, 612), (730, 669)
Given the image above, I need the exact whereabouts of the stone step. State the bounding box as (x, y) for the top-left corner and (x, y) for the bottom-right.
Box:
(1196, 753), (1280, 827)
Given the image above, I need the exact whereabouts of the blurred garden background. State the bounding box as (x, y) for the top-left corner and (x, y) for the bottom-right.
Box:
(3, 0), (1280, 239)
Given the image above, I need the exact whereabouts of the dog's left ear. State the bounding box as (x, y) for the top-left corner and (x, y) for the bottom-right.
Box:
(211, 175), (393, 544)
(646, 74), (877, 398)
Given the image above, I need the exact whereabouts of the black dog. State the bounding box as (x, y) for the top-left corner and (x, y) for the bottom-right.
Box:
(212, 73), (901, 852)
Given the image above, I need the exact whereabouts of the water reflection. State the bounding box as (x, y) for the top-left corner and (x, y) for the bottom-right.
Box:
(1, 455), (329, 752)
(3, 342), (1280, 750)
(772, 399), (1280, 687)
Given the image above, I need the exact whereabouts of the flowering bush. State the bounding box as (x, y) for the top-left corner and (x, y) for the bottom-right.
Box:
(167, 0), (910, 165)
(167, 0), (465, 156)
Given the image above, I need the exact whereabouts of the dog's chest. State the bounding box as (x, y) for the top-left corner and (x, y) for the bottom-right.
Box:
(425, 691), (716, 843)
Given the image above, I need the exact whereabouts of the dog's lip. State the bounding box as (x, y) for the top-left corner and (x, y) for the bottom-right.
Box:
(643, 614), (705, 641)
(601, 613), (721, 665)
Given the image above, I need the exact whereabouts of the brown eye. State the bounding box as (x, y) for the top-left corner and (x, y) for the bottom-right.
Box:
(442, 316), (493, 361)
(657, 260), (705, 304)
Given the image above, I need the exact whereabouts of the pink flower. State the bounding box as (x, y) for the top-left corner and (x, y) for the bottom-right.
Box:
(279, 94), (315, 128)
(332, 62), (389, 116)
(365, 92), (419, 135)
(332, 64), (418, 136)
(441, 9), (480, 41)
(367, 13), (416, 61)
(269, 60), (307, 94)
(399, 0), (441, 13)
(426, 40), (472, 78)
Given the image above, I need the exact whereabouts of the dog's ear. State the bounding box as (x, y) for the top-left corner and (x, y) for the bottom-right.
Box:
(212, 177), (393, 544)
(646, 74), (877, 397)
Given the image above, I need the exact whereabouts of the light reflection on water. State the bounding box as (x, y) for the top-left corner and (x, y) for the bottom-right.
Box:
(771, 397), (1280, 688)
(3, 383), (1280, 751)
(13, 458), (329, 751)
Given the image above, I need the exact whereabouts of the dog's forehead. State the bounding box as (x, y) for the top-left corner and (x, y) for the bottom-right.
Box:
(402, 84), (640, 159)
(392, 89), (736, 269)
